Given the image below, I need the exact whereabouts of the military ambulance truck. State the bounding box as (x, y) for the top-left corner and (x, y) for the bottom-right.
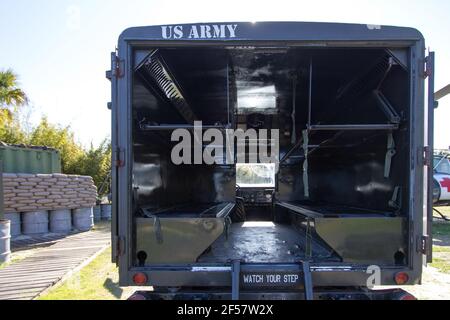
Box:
(107, 22), (435, 300)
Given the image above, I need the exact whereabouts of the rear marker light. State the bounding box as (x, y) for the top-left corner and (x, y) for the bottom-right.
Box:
(394, 272), (409, 285)
(133, 272), (148, 286)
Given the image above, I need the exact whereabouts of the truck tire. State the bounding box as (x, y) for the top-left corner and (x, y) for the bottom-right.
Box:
(232, 197), (246, 222)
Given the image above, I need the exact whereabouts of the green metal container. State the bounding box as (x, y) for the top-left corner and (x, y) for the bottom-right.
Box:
(0, 160), (3, 220)
(0, 144), (61, 174)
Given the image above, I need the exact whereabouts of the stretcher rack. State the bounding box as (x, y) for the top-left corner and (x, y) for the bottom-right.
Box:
(280, 52), (403, 198)
(275, 201), (393, 218)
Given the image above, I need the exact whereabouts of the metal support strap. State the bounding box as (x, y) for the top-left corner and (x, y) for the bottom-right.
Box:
(373, 90), (401, 124)
(305, 219), (312, 259)
(291, 74), (298, 145)
(231, 260), (241, 300)
(224, 216), (232, 241)
(302, 261), (313, 300)
(302, 130), (310, 198)
(389, 186), (402, 211)
(384, 132), (396, 178)
(153, 216), (163, 244)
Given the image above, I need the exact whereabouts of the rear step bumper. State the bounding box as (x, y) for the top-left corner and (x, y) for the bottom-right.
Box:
(129, 260), (417, 300)
(129, 288), (416, 300)
(128, 263), (420, 292)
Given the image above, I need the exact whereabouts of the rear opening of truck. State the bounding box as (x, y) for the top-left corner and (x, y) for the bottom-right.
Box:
(110, 22), (433, 300)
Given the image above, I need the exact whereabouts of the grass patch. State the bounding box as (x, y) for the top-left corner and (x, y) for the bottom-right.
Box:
(436, 206), (450, 215)
(433, 222), (450, 236)
(430, 257), (450, 274)
(434, 206), (450, 220)
(433, 246), (450, 253)
(39, 246), (128, 300)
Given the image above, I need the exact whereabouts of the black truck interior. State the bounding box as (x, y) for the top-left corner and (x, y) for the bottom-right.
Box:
(131, 46), (410, 266)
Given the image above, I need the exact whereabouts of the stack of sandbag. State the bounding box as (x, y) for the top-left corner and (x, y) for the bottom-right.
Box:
(2, 173), (98, 213)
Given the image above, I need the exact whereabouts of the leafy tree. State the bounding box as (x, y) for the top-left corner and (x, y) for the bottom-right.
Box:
(77, 139), (111, 196)
(0, 109), (27, 144)
(28, 117), (85, 174)
(28, 118), (112, 196)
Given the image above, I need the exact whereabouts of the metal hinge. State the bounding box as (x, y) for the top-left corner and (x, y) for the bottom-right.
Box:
(114, 55), (124, 78)
(424, 56), (433, 79)
(419, 235), (429, 255)
(423, 146), (432, 167)
(107, 52), (124, 80)
(111, 51), (124, 78)
(114, 147), (125, 167)
(384, 133), (396, 178)
(115, 236), (125, 257)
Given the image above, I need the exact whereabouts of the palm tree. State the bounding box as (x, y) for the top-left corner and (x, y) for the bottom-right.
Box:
(0, 70), (28, 144)
(0, 69), (28, 109)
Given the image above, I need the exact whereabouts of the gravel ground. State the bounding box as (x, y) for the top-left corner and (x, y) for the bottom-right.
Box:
(401, 266), (450, 300)
(395, 219), (450, 300)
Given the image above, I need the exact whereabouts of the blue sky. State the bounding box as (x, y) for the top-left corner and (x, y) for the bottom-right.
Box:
(0, 0), (449, 148)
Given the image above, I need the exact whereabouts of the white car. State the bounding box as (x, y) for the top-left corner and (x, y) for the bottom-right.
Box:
(433, 154), (450, 204)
